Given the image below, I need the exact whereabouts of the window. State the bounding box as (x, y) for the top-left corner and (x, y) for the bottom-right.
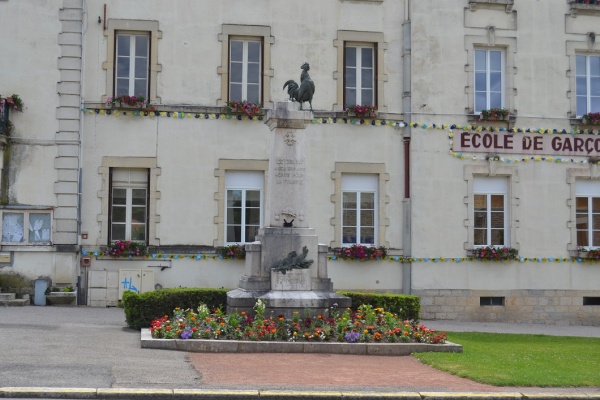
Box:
(1, 210), (52, 244)
(474, 49), (504, 113)
(225, 171), (263, 244)
(480, 296), (505, 306)
(334, 31), (388, 112)
(575, 180), (600, 247)
(103, 20), (162, 103)
(115, 33), (149, 98)
(583, 297), (600, 306)
(110, 169), (148, 242)
(473, 177), (508, 246)
(229, 39), (261, 103)
(345, 44), (375, 107)
(342, 174), (378, 246)
(218, 25), (273, 108)
(576, 55), (600, 117)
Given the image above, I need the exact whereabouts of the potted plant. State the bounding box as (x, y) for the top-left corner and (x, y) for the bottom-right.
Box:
(105, 95), (154, 111)
(1, 94), (25, 136)
(106, 240), (148, 258)
(45, 286), (77, 306)
(479, 108), (510, 122)
(344, 104), (377, 118)
(576, 247), (600, 260)
(468, 246), (518, 261)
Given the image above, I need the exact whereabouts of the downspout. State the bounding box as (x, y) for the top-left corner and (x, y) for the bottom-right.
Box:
(401, 0), (412, 294)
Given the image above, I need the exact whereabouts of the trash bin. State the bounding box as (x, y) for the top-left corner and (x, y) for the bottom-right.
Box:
(34, 278), (51, 306)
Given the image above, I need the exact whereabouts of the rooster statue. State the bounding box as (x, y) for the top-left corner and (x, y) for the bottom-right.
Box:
(283, 62), (315, 111)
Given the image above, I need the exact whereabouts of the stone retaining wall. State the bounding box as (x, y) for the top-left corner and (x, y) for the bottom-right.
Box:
(415, 289), (600, 326)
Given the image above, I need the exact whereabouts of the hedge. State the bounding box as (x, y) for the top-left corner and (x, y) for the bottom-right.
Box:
(122, 288), (420, 329)
(337, 292), (420, 322)
(122, 288), (228, 330)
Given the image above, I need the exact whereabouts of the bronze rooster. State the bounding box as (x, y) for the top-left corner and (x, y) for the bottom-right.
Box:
(283, 62), (315, 111)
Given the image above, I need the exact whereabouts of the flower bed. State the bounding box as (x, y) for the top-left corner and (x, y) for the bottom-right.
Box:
(149, 301), (446, 344)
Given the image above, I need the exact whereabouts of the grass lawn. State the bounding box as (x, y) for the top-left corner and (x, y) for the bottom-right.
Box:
(414, 332), (600, 387)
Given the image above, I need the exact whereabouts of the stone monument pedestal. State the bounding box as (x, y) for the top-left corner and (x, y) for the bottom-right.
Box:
(226, 101), (350, 317)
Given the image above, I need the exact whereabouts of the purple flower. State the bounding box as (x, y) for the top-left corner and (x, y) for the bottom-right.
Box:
(344, 331), (360, 343)
(181, 328), (193, 339)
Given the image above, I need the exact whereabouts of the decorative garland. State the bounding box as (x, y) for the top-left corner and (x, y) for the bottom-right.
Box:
(80, 107), (405, 126)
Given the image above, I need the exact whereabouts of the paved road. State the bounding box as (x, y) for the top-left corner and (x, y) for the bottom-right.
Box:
(1, 305), (599, 397)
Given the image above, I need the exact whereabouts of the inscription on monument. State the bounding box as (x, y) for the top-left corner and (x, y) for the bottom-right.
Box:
(274, 158), (306, 185)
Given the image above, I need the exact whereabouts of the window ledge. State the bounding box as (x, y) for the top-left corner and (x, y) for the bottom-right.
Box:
(569, 118), (600, 131)
(466, 114), (516, 126)
(568, 0), (600, 16)
(469, 0), (514, 12)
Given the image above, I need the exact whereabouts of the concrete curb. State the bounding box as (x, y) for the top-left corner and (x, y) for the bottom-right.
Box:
(1, 388), (599, 400)
(140, 329), (463, 355)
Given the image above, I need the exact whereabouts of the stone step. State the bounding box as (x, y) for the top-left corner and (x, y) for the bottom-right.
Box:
(0, 293), (16, 301)
(0, 298), (29, 306)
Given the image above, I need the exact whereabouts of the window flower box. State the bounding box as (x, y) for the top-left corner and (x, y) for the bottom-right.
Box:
(479, 108), (510, 122)
(581, 112), (600, 126)
(105, 95), (154, 111)
(224, 101), (264, 117)
(344, 105), (377, 119)
(106, 240), (148, 258)
(217, 244), (246, 259)
(333, 244), (387, 261)
(575, 247), (600, 260)
(467, 246), (518, 261)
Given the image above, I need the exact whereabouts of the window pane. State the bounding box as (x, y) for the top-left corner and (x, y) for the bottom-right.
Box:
(592, 97), (600, 113)
(117, 58), (130, 78)
(343, 192), (357, 208)
(346, 67), (356, 87)
(135, 35), (148, 57)
(491, 229), (504, 246)
(474, 194), (487, 210)
(28, 213), (51, 242)
(577, 96), (588, 117)
(474, 228), (486, 246)
(247, 63), (260, 84)
(343, 210), (356, 226)
(227, 190), (242, 207)
(117, 35), (130, 56)
(475, 92), (487, 112)
(245, 191), (261, 207)
(592, 197), (600, 211)
(345, 89), (356, 107)
(360, 210), (375, 227)
(360, 227), (374, 244)
(361, 48), (373, 68)
(135, 58), (148, 79)
(111, 224), (126, 241)
(132, 189), (146, 206)
(361, 89), (373, 105)
(577, 77), (588, 96)
(2, 213), (24, 242)
(361, 192), (375, 209)
(361, 68), (373, 89)
(490, 72), (502, 92)
(226, 226), (241, 243)
(490, 195), (504, 210)
(134, 80), (147, 98)
(112, 206), (126, 223)
(230, 83), (242, 101)
(590, 56), (600, 76)
(131, 207), (146, 223)
(490, 213), (504, 229)
(593, 214), (600, 230)
(475, 72), (486, 91)
(577, 229), (589, 247)
(591, 78), (600, 96)
(247, 41), (260, 63)
(230, 41), (243, 62)
(576, 55), (586, 75)
(346, 47), (356, 67)
(490, 92), (502, 109)
(116, 79), (129, 97)
(474, 212), (487, 229)
(227, 208), (241, 225)
(593, 231), (600, 247)
(113, 188), (127, 205)
(230, 63), (243, 84)
(475, 50), (486, 70)
(245, 208), (260, 225)
(131, 224), (146, 241)
(247, 85), (260, 104)
(342, 227), (356, 244)
(489, 51), (502, 71)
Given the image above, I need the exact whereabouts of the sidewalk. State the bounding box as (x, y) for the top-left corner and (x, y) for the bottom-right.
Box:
(0, 306), (599, 399)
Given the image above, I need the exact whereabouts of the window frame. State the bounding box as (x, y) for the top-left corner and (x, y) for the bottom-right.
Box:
(344, 43), (376, 108)
(103, 19), (162, 104)
(474, 49), (505, 113)
(575, 54), (600, 118)
(224, 171), (264, 244)
(473, 177), (508, 247)
(228, 38), (262, 104)
(218, 25), (274, 108)
(0, 209), (53, 245)
(464, 164), (519, 251)
(109, 169), (149, 243)
(114, 32), (150, 99)
(97, 157), (160, 247)
(330, 162), (389, 248)
(572, 177), (600, 249)
(334, 31), (387, 112)
(341, 174), (378, 246)
(214, 159), (268, 247)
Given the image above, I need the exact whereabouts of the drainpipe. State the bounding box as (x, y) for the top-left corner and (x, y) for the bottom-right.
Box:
(401, 0), (412, 294)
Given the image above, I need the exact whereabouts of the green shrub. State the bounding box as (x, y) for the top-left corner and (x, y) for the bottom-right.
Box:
(122, 288), (228, 329)
(337, 292), (420, 321)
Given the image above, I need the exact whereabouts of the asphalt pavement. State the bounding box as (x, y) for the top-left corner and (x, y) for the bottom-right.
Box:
(0, 305), (599, 399)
